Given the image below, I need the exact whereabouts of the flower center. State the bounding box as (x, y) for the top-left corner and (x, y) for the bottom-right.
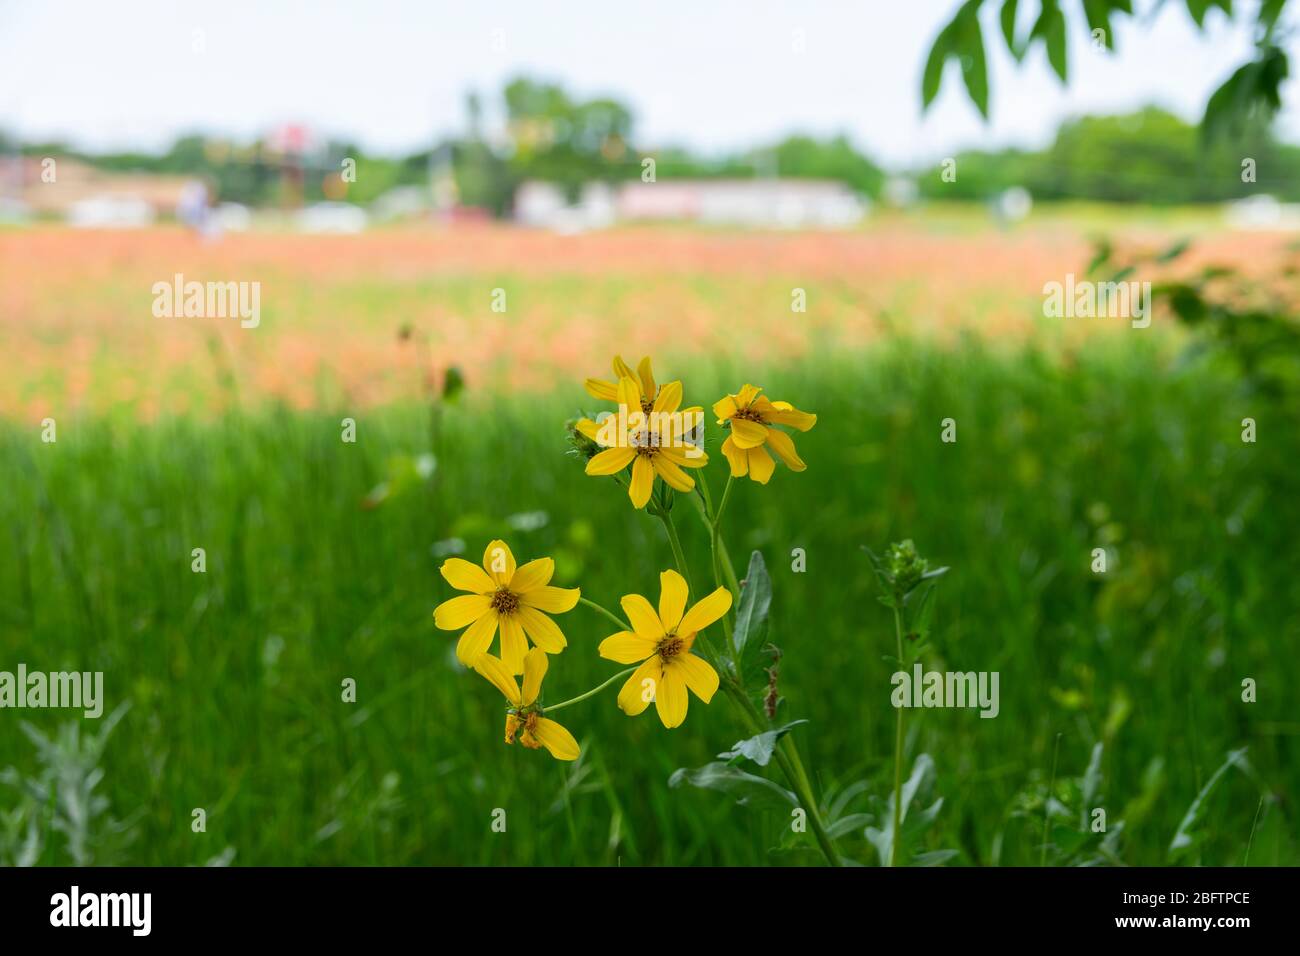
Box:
(733, 407), (765, 423)
(631, 429), (660, 456)
(640, 397), (654, 415)
(657, 636), (684, 659)
(490, 588), (519, 614)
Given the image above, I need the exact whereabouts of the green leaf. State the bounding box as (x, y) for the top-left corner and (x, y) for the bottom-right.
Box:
(1031, 0), (1068, 82)
(717, 719), (808, 768)
(1155, 237), (1192, 263)
(864, 753), (946, 865)
(1080, 742), (1104, 831)
(1082, 0), (1114, 50)
(958, 9), (990, 118)
(1000, 0), (1024, 60)
(921, 22), (955, 110)
(732, 550), (772, 659)
(1085, 238), (1114, 276)
(1168, 748), (1251, 859)
(668, 762), (797, 809)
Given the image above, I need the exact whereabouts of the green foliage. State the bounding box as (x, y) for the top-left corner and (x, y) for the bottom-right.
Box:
(917, 107), (1300, 203)
(924, 0), (1291, 137)
(0, 704), (136, 866)
(2, 343), (1296, 864)
(1088, 236), (1300, 396)
(1168, 748), (1254, 861)
(864, 754), (956, 866)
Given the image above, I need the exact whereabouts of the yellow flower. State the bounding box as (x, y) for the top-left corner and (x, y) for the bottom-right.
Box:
(598, 570), (731, 728)
(713, 384), (816, 484)
(433, 539), (579, 675)
(582, 375), (708, 509)
(584, 354), (657, 409)
(474, 648), (580, 761)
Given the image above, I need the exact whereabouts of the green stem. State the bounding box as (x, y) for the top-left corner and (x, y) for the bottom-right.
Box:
(657, 510), (694, 595)
(890, 604), (905, 867)
(724, 682), (840, 866)
(544, 667), (637, 714)
(659, 475), (836, 866)
(579, 596), (631, 633)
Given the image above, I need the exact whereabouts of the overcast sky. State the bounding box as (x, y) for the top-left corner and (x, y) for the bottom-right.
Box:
(2, 0), (1297, 167)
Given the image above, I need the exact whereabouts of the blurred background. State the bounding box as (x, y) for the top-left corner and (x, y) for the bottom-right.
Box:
(0, 1), (1297, 866)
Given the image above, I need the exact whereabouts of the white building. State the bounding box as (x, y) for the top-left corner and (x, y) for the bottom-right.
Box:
(515, 178), (867, 230)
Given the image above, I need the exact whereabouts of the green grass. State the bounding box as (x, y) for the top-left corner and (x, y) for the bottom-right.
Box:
(1, 337), (1296, 866)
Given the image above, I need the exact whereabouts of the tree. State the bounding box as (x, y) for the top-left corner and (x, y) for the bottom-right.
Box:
(923, 0), (1292, 137)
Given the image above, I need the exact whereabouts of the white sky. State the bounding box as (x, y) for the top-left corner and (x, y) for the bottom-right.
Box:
(2, 0), (1297, 168)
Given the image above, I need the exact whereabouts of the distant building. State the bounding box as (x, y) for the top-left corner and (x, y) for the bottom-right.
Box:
(1, 156), (190, 220)
(515, 178), (867, 230)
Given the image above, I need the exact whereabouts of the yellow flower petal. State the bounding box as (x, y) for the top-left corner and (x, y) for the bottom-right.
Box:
(509, 557), (554, 593)
(575, 417), (602, 440)
(621, 593), (665, 639)
(521, 586), (580, 613)
(736, 384), (763, 407)
(713, 394), (738, 422)
(628, 455), (654, 508)
(729, 418), (768, 449)
(616, 375), (642, 414)
(617, 657), (662, 716)
(584, 377), (618, 401)
(651, 453), (695, 492)
(598, 630), (657, 664)
(673, 652), (719, 703)
(721, 434), (748, 477)
(517, 605), (568, 653)
(764, 428), (807, 471)
(652, 380), (682, 416)
(612, 355), (636, 381)
(456, 611), (498, 666)
(659, 445), (708, 470)
(482, 539), (516, 586)
(654, 664), (689, 728)
(531, 717), (580, 760)
(769, 403), (817, 431)
(586, 446), (636, 475)
(505, 713), (522, 744)
(658, 569), (688, 632)
(473, 652), (521, 706)
(636, 356), (656, 399)
(433, 593), (491, 630)
(499, 613), (528, 674)
(521, 647), (548, 705)
(440, 558), (496, 594)
(747, 443), (776, 484)
(678, 585), (733, 636)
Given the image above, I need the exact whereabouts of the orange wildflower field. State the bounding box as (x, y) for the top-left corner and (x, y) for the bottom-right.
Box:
(2, 219), (1292, 420)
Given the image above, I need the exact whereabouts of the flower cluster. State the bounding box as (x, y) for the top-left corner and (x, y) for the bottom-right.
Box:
(434, 355), (816, 763)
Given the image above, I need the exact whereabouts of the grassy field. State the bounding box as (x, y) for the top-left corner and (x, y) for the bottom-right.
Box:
(1, 222), (1297, 866)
